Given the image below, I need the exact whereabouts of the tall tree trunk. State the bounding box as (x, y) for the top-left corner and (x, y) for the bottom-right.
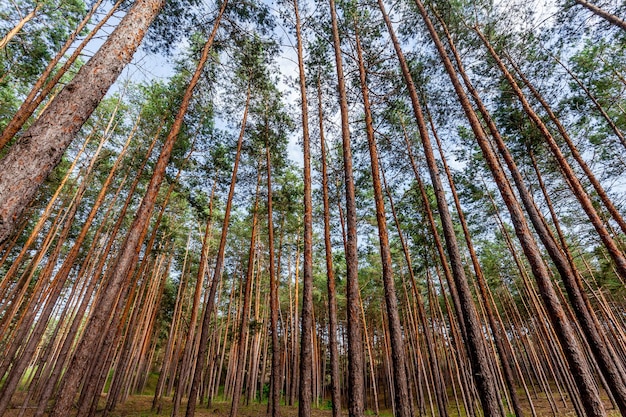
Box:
(294, 1), (314, 416)
(0, 0), (166, 244)
(329, 1), (365, 415)
(354, 21), (412, 417)
(317, 75), (341, 417)
(48, 5), (226, 415)
(266, 126), (280, 417)
(469, 25), (626, 415)
(229, 172), (261, 417)
(425, 20), (529, 416)
(170, 179), (217, 417)
(380, 167), (449, 417)
(377, 2), (503, 416)
(184, 60), (253, 417)
(409, 3), (606, 415)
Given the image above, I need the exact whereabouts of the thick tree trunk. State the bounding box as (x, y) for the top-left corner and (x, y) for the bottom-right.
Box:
(0, 0), (117, 150)
(0, 0), (165, 244)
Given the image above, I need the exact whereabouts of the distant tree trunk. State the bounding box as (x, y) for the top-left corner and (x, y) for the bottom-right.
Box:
(317, 75), (341, 417)
(294, 1), (314, 416)
(266, 129), (280, 417)
(377, 2), (503, 416)
(380, 166), (449, 417)
(171, 179), (217, 417)
(153, 236), (191, 411)
(184, 62), (251, 417)
(48, 5), (226, 415)
(229, 172), (261, 417)
(573, 0), (626, 30)
(354, 21), (412, 417)
(329, 1), (365, 416)
(0, 0), (166, 244)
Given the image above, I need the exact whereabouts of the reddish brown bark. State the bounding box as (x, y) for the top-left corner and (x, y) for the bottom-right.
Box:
(0, 0), (165, 244)
(294, 0), (314, 415)
(0, 0), (120, 150)
(574, 0), (626, 30)
(407, 4), (605, 414)
(48, 5), (226, 414)
(329, 0), (365, 415)
(229, 172), (261, 417)
(378, 2), (502, 416)
(354, 21), (412, 417)
(317, 76), (341, 417)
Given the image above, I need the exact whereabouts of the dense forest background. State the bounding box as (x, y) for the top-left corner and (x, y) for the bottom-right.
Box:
(1, 0), (626, 416)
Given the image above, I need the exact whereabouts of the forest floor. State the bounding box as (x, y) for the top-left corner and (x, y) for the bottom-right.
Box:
(4, 392), (622, 416)
(105, 394), (622, 417)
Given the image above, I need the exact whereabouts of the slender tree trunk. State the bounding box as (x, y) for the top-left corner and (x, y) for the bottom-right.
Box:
(551, 53), (626, 150)
(574, 0), (626, 30)
(409, 4), (605, 414)
(48, 6), (226, 415)
(317, 75), (341, 417)
(0, 3), (40, 50)
(505, 53), (626, 236)
(329, 1), (365, 415)
(184, 54), (257, 417)
(354, 22), (412, 417)
(293, 1), (314, 416)
(171, 179), (217, 417)
(266, 130), (280, 417)
(467, 25), (626, 415)
(475, 27), (626, 280)
(380, 167), (449, 417)
(229, 172), (261, 417)
(378, 2), (503, 416)
(0, 0), (166, 244)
